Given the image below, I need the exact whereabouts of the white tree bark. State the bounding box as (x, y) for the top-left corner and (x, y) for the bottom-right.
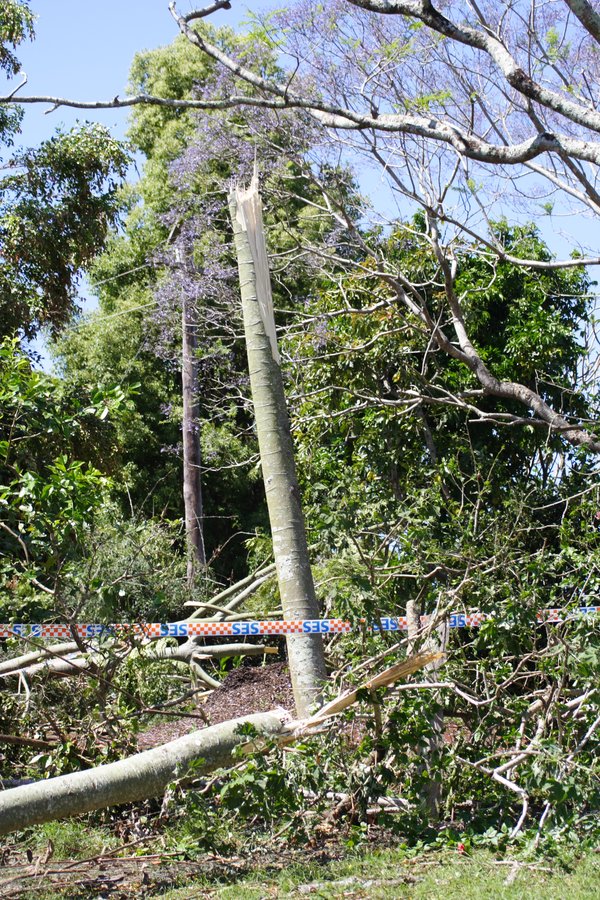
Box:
(0, 710), (289, 836)
(228, 174), (327, 717)
(0, 651), (439, 836)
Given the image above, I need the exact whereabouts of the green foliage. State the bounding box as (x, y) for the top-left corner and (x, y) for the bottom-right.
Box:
(74, 511), (188, 623)
(273, 217), (600, 843)
(127, 31), (218, 170)
(55, 294), (183, 517)
(0, 124), (130, 338)
(0, 0), (34, 77)
(220, 746), (304, 825)
(0, 338), (126, 614)
(545, 27), (571, 64)
(456, 223), (590, 396)
(2, 10), (599, 861)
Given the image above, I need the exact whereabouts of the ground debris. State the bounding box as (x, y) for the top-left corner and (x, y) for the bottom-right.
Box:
(296, 874), (417, 894)
(138, 661), (294, 750)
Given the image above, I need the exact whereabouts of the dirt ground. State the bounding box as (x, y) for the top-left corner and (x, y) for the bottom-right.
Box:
(138, 661), (295, 750)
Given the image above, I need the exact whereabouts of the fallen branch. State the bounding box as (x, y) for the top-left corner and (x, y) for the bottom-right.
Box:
(0, 711), (290, 835)
(0, 650), (441, 835)
(1, 654), (89, 679)
(0, 643), (79, 675)
(139, 641), (278, 663)
(1, 641), (277, 680)
(186, 562), (277, 619)
(0, 733), (57, 751)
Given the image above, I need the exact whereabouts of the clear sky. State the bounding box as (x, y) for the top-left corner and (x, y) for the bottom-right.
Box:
(12, 1), (274, 148)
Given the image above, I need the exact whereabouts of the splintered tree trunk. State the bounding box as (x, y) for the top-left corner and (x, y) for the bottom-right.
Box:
(182, 294), (206, 584)
(228, 174), (327, 717)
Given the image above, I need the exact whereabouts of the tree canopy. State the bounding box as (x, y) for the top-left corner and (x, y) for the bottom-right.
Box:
(1, 0), (600, 870)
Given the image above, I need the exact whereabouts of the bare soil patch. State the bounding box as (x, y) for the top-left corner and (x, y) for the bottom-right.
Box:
(138, 661), (294, 751)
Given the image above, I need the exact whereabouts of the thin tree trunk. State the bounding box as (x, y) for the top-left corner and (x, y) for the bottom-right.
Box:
(182, 294), (206, 585)
(406, 598), (447, 820)
(228, 173), (327, 717)
(0, 711), (288, 836)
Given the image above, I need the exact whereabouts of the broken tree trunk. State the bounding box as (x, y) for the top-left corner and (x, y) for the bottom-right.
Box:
(228, 173), (327, 717)
(0, 711), (289, 836)
(0, 651), (440, 836)
(182, 291), (206, 585)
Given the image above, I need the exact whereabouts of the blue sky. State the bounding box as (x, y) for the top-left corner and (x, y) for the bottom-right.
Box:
(13, 1), (275, 148)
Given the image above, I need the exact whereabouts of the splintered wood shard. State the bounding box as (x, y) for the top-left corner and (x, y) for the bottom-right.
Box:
(303, 651), (445, 727)
(232, 171), (280, 363)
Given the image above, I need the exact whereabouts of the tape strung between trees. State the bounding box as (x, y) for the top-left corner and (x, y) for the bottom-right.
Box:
(0, 651), (440, 836)
(1, 608), (597, 641)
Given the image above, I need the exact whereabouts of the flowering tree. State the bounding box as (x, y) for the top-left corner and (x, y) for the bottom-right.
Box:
(12, 1), (598, 448)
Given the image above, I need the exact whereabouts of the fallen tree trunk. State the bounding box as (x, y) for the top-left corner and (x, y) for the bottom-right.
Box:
(0, 710), (289, 836)
(0, 650), (441, 836)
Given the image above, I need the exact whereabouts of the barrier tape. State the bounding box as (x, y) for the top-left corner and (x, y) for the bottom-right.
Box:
(1, 607), (599, 640)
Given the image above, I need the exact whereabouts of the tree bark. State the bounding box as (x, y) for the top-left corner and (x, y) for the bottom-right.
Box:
(228, 174), (327, 717)
(0, 642), (276, 680)
(0, 650), (440, 836)
(182, 293), (206, 585)
(0, 711), (288, 836)
(406, 599), (447, 820)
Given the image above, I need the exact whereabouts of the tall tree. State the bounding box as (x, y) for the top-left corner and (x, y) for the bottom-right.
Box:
(57, 25), (339, 584)
(56, 30), (267, 579)
(181, 290), (206, 580)
(229, 174), (327, 716)
(0, 4), (129, 337)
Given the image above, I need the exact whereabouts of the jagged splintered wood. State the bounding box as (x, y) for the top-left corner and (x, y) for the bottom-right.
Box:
(228, 172), (327, 717)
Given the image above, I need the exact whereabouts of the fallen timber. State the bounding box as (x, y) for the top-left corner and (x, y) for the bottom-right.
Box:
(0, 651), (440, 835)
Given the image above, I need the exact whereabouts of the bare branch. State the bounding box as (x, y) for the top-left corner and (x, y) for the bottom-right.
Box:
(563, 0), (600, 43)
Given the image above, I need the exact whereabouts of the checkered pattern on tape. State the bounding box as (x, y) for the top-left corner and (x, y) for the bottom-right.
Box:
(1, 609), (599, 640)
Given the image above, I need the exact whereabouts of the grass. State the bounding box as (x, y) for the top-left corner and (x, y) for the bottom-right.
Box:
(27, 818), (119, 858)
(158, 846), (600, 899)
(7, 820), (600, 898)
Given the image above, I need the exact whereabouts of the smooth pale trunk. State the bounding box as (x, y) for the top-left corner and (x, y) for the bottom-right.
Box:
(0, 711), (287, 836)
(228, 177), (327, 716)
(182, 294), (206, 583)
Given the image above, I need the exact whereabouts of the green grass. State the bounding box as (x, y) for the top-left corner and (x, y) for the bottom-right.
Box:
(27, 818), (119, 859)
(9, 821), (600, 899)
(155, 847), (600, 899)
